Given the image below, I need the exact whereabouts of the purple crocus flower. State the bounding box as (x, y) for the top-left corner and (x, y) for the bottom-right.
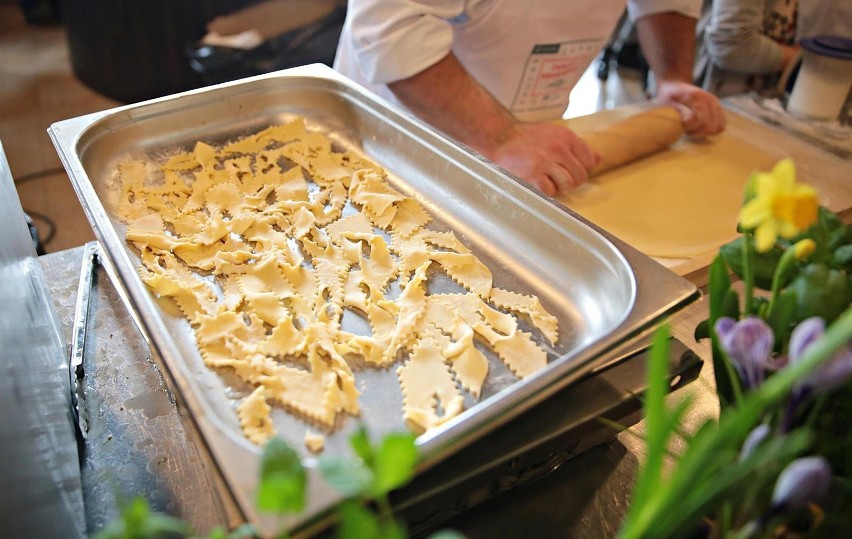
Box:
(715, 317), (775, 390)
(739, 423), (771, 462)
(771, 456), (832, 510)
(789, 317), (852, 395)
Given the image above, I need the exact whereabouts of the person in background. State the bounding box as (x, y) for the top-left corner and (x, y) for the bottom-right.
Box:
(702, 0), (801, 97)
(334, 0), (725, 197)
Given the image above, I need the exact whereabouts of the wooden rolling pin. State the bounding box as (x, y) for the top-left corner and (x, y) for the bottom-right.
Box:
(579, 106), (684, 177)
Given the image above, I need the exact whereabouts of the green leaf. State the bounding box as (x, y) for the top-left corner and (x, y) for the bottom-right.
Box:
(257, 438), (307, 514)
(319, 457), (374, 497)
(427, 530), (468, 539)
(752, 296), (769, 315)
(720, 238), (782, 290)
(796, 207), (848, 246)
(621, 329), (696, 536)
(766, 288), (797, 347)
(349, 426), (375, 467)
(707, 255), (740, 409)
(338, 500), (381, 539)
(125, 497), (151, 536)
(226, 524), (258, 539)
(805, 384), (852, 479)
(372, 432), (419, 496)
(791, 206), (850, 267)
(206, 527), (228, 539)
(741, 171), (758, 203)
(818, 205), (846, 235)
(378, 518), (408, 539)
(654, 429), (812, 539)
(722, 289), (739, 318)
(708, 253), (733, 315)
(623, 327), (671, 512)
(94, 497), (192, 539)
(694, 319), (709, 341)
(833, 244), (852, 269)
(689, 439), (807, 536)
(787, 264), (851, 324)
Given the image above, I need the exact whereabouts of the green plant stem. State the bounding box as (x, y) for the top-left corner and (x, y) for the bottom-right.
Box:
(729, 519), (758, 539)
(767, 247), (798, 320)
(815, 213), (830, 261)
(742, 232), (756, 315)
(721, 501), (733, 536)
(716, 345), (745, 407)
(375, 493), (394, 527)
(596, 415), (687, 460)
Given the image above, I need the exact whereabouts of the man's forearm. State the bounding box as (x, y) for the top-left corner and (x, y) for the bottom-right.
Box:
(387, 51), (599, 195)
(634, 11), (725, 137)
(387, 52), (516, 159)
(635, 11), (697, 84)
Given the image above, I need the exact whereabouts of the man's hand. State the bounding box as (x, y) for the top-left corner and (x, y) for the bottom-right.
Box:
(635, 11), (727, 138)
(656, 80), (726, 137)
(489, 122), (600, 196)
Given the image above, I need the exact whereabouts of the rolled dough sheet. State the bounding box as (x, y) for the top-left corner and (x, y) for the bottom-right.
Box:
(558, 132), (779, 259)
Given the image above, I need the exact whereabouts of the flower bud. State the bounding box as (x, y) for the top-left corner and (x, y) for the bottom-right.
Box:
(793, 239), (816, 260)
(714, 317), (774, 390)
(789, 317), (852, 395)
(739, 424), (771, 462)
(771, 456), (831, 510)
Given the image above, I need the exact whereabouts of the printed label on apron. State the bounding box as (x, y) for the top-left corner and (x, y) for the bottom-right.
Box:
(510, 39), (602, 118)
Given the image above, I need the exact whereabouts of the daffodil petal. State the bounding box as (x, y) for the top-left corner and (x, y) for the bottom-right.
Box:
(739, 199), (771, 229)
(755, 221), (778, 252)
(755, 173), (777, 197)
(771, 158), (796, 189)
(792, 183), (817, 197)
(777, 220), (799, 239)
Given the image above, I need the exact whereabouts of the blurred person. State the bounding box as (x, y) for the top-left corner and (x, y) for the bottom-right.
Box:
(702, 0), (801, 97)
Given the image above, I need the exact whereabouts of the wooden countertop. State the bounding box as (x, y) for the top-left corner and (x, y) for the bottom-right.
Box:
(562, 103), (851, 286)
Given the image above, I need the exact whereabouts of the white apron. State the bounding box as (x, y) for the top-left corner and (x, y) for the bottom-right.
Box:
(335, 0), (627, 121)
(451, 0), (626, 121)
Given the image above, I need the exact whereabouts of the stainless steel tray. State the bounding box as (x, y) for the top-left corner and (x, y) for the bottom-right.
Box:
(50, 64), (698, 536)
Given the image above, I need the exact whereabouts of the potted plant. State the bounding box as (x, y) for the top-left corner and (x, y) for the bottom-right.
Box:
(620, 158), (852, 538)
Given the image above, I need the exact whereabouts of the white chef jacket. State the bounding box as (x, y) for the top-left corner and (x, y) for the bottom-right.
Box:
(334, 0), (702, 121)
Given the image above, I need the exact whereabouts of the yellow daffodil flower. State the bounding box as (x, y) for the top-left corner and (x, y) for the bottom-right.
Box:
(738, 159), (819, 252)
